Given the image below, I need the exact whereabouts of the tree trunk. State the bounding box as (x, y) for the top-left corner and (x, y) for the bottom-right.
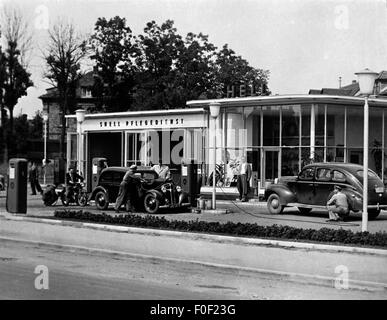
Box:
(59, 94), (67, 160)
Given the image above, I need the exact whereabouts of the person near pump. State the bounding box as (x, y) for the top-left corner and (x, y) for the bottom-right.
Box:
(65, 167), (84, 200)
(29, 161), (43, 195)
(236, 156), (252, 202)
(115, 165), (141, 213)
(326, 185), (349, 222)
(152, 158), (171, 180)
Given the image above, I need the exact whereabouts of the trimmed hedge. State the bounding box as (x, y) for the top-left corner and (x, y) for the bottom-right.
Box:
(54, 210), (387, 248)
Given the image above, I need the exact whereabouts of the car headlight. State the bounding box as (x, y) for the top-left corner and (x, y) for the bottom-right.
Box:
(176, 185), (182, 193)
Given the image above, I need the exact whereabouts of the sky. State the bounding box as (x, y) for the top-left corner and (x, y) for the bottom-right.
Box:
(1, 0), (387, 118)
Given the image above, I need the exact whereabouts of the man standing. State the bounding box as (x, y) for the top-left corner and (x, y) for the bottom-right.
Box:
(326, 185), (349, 222)
(237, 156), (252, 202)
(152, 158), (171, 180)
(29, 161), (42, 195)
(115, 165), (139, 213)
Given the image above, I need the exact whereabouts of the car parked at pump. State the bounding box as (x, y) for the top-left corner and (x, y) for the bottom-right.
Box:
(89, 167), (190, 214)
(265, 162), (387, 219)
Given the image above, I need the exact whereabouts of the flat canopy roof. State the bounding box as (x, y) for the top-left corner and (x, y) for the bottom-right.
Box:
(186, 94), (387, 108)
(65, 107), (205, 119)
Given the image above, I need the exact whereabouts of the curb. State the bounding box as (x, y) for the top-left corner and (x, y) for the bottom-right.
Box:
(0, 235), (386, 292)
(1, 212), (387, 256)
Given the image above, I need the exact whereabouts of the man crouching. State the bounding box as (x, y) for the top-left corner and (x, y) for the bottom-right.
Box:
(326, 185), (349, 222)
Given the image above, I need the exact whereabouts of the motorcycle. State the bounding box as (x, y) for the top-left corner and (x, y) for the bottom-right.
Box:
(42, 182), (88, 207)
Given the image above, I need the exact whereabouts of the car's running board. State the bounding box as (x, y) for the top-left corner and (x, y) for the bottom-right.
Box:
(287, 203), (327, 210)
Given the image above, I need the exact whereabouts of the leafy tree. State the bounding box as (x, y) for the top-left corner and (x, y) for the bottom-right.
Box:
(43, 21), (87, 159)
(174, 32), (218, 102)
(0, 6), (33, 135)
(133, 20), (184, 110)
(88, 18), (271, 112)
(12, 113), (29, 156)
(214, 44), (270, 97)
(90, 16), (138, 112)
(29, 111), (43, 139)
(2, 41), (33, 132)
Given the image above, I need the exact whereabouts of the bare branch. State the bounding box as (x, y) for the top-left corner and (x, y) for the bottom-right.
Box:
(0, 4), (34, 68)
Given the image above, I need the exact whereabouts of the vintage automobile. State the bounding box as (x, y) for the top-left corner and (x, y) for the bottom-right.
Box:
(89, 167), (190, 214)
(265, 162), (387, 219)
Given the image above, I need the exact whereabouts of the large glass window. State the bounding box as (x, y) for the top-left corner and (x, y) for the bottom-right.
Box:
(126, 132), (146, 166)
(281, 105), (300, 147)
(263, 106), (280, 146)
(369, 108), (383, 176)
(301, 105), (311, 146)
(315, 104), (325, 147)
(347, 106), (364, 148)
(281, 147), (299, 176)
(326, 105), (345, 162)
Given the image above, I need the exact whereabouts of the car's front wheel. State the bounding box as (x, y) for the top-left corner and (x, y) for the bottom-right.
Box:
(95, 191), (109, 210)
(368, 209), (380, 220)
(144, 193), (160, 214)
(267, 193), (284, 214)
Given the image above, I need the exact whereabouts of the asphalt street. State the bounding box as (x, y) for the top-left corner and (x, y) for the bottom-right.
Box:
(0, 238), (385, 300)
(2, 191), (387, 233)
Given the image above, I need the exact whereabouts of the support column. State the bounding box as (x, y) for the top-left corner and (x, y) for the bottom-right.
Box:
(310, 104), (316, 161)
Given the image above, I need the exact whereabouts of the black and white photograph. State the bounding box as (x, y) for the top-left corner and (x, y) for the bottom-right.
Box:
(0, 0), (386, 306)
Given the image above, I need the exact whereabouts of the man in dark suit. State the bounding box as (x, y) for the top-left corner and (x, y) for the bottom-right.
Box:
(29, 161), (42, 195)
(237, 156), (252, 202)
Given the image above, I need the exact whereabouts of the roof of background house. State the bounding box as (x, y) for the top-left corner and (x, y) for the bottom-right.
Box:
(39, 71), (95, 100)
(309, 81), (359, 96)
(39, 87), (59, 99)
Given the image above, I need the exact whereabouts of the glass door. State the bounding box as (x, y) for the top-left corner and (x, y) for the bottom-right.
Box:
(125, 131), (147, 166)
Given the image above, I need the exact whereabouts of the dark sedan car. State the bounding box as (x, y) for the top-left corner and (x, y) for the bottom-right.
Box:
(265, 162), (387, 219)
(89, 167), (190, 214)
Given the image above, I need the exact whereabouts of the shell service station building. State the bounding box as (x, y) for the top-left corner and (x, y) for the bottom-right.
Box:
(65, 94), (387, 195)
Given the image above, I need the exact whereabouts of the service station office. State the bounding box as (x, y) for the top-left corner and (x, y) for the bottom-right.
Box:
(66, 94), (387, 194)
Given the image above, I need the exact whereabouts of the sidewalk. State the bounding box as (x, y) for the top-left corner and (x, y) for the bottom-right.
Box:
(0, 216), (386, 293)
(1, 192), (387, 233)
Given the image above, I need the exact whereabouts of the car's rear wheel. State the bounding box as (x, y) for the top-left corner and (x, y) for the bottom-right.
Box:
(368, 209), (380, 220)
(267, 193), (284, 214)
(144, 193), (160, 214)
(298, 207), (312, 214)
(95, 191), (109, 210)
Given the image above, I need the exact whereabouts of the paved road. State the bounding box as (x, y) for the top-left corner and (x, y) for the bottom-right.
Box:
(0, 217), (386, 299)
(0, 240), (385, 300)
(2, 192), (387, 233)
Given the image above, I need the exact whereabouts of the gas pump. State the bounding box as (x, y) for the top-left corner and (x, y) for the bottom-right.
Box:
(6, 158), (28, 213)
(90, 157), (108, 192)
(181, 159), (199, 207)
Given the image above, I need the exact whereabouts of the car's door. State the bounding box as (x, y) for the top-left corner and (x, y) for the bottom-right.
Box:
(110, 172), (124, 200)
(289, 167), (316, 204)
(314, 167), (334, 205)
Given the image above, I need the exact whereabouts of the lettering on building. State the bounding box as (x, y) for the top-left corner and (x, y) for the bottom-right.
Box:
(99, 118), (184, 128)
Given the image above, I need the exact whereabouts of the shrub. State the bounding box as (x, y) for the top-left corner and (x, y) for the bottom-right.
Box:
(53, 210), (387, 248)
